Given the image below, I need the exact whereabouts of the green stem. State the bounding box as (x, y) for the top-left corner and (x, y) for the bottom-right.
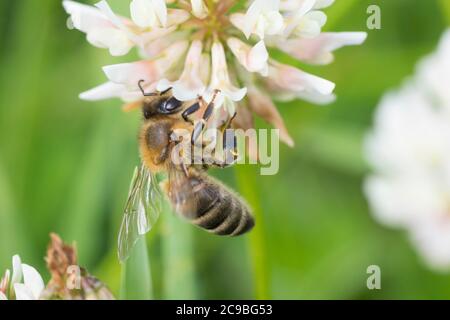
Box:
(161, 201), (198, 299)
(235, 165), (270, 299)
(120, 236), (153, 300)
(439, 0), (450, 25)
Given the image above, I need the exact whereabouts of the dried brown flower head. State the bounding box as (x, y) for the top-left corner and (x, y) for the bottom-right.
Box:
(40, 233), (115, 300)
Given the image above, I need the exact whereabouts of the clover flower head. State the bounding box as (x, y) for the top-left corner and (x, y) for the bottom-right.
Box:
(365, 30), (450, 271)
(64, 0), (366, 146)
(40, 233), (115, 300)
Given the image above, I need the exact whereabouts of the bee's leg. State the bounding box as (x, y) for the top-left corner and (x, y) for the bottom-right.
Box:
(222, 126), (239, 165)
(223, 112), (237, 131)
(200, 154), (236, 169)
(169, 130), (181, 144)
(138, 80), (157, 97)
(191, 90), (220, 146)
(182, 102), (201, 124)
(191, 104), (214, 145)
(202, 157), (227, 168)
(200, 129), (238, 169)
(209, 111), (238, 167)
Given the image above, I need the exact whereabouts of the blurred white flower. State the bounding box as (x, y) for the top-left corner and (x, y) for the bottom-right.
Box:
(364, 30), (450, 271)
(64, 0), (366, 146)
(0, 255), (45, 300)
(416, 30), (450, 108)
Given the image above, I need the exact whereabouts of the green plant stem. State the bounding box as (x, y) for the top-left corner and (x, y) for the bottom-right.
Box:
(120, 236), (153, 300)
(235, 165), (270, 299)
(161, 201), (198, 299)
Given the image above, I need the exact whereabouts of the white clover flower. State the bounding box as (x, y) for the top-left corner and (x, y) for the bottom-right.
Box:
(130, 0), (168, 28)
(364, 30), (450, 271)
(157, 40), (207, 101)
(0, 269), (10, 300)
(0, 255), (45, 300)
(190, 0), (209, 19)
(281, 0), (331, 39)
(231, 0), (285, 40)
(64, 0), (366, 146)
(207, 41), (248, 107)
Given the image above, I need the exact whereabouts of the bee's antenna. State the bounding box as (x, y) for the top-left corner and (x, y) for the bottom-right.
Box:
(138, 80), (157, 97)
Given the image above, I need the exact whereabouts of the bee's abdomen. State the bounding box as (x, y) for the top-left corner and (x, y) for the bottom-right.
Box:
(188, 176), (254, 236)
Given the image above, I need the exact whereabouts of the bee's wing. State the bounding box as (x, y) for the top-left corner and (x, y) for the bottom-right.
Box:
(118, 164), (163, 262)
(167, 164), (198, 220)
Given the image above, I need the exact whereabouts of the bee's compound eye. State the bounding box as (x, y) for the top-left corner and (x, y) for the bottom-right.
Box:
(159, 97), (182, 114)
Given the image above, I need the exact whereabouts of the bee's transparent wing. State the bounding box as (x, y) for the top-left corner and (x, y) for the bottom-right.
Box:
(118, 164), (163, 262)
(167, 164), (198, 220)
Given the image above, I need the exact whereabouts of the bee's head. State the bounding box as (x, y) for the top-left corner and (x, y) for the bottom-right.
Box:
(139, 81), (183, 120)
(142, 94), (183, 120)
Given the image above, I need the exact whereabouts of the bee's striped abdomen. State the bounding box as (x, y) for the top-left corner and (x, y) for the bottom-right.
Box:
(172, 173), (255, 236)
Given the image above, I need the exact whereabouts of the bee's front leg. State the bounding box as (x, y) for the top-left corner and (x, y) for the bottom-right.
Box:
(191, 90), (220, 146)
(182, 101), (201, 124)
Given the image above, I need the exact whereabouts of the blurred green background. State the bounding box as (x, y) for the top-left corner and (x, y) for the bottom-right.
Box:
(0, 0), (449, 299)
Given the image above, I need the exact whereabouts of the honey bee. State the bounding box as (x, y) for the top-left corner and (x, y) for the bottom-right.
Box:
(118, 81), (254, 261)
